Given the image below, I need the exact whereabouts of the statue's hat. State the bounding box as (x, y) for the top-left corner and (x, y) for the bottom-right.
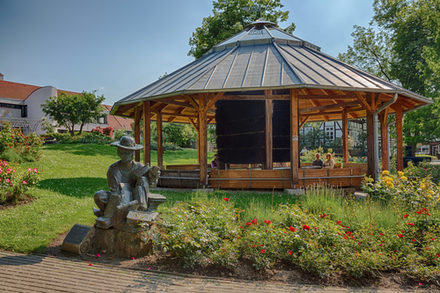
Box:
(110, 136), (143, 150)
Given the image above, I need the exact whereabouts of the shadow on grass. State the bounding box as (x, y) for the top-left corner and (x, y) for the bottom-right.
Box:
(38, 177), (107, 198)
(43, 143), (117, 158)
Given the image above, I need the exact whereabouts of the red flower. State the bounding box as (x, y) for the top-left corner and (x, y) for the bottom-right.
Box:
(408, 223), (415, 226)
(131, 257), (135, 260)
(412, 239), (416, 242)
(88, 263), (92, 266)
(260, 244), (264, 247)
(436, 254), (440, 258)
(261, 249), (265, 253)
(246, 222), (251, 226)
(222, 248), (226, 252)
(237, 236), (241, 239)
(251, 218), (258, 225)
(289, 226), (295, 232)
(416, 210), (423, 214)
(404, 214), (409, 218)
(223, 197), (229, 201)
(264, 219), (271, 225)
(379, 233), (384, 236)
(320, 213), (326, 218)
(288, 251), (293, 255)
(336, 220), (342, 225)
(398, 234), (404, 238)
(302, 225), (311, 231)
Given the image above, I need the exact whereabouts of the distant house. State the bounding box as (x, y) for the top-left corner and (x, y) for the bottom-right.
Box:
(0, 73), (132, 135)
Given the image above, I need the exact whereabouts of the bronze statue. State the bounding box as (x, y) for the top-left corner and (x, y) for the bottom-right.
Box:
(93, 136), (160, 229)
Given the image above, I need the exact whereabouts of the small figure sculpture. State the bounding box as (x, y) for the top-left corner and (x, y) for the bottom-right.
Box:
(93, 136), (160, 229)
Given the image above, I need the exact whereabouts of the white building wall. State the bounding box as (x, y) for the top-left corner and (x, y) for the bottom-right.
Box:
(25, 86), (56, 120)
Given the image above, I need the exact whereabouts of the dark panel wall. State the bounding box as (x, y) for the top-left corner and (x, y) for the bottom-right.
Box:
(216, 100), (265, 164)
(273, 100), (290, 162)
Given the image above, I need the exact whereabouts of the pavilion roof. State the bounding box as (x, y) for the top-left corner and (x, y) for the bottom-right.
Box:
(112, 20), (431, 121)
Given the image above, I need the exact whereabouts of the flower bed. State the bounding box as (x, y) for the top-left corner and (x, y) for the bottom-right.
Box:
(0, 161), (40, 204)
(153, 180), (440, 283)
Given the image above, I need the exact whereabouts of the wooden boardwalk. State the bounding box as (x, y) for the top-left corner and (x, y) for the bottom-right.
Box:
(0, 250), (426, 292)
(0, 250), (333, 292)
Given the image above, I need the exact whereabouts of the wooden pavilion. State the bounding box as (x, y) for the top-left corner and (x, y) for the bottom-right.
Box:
(111, 20), (432, 189)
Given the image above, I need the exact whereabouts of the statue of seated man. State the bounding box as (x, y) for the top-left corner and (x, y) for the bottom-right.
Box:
(93, 136), (160, 229)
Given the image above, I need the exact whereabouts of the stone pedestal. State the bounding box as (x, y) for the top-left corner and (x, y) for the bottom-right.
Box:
(91, 226), (153, 258)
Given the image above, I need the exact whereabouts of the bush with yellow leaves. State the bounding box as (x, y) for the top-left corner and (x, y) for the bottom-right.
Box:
(362, 170), (440, 211)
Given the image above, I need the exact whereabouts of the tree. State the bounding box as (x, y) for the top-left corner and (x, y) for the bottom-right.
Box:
(188, 0), (295, 58)
(339, 0), (440, 155)
(42, 91), (105, 136)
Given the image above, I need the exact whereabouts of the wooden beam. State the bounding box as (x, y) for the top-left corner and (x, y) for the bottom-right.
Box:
(157, 113), (163, 169)
(342, 110), (349, 164)
(379, 108), (389, 171)
(188, 117), (199, 131)
(159, 98), (193, 108)
(206, 92), (224, 109)
(366, 109), (375, 178)
(143, 101), (151, 166)
(355, 92), (372, 112)
(300, 100), (360, 113)
(290, 89), (299, 186)
(265, 99), (273, 169)
(134, 106), (141, 162)
(395, 103), (404, 171)
(198, 105), (208, 186)
(186, 95), (200, 110)
(299, 115), (310, 129)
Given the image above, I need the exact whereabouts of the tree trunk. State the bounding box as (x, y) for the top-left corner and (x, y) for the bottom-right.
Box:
(79, 122), (85, 135)
(69, 124), (75, 136)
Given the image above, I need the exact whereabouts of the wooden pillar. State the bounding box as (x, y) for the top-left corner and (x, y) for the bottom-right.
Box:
(134, 106), (141, 162)
(379, 109), (389, 170)
(143, 101), (151, 166)
(265, 99), (273, 169)
(342, 110), (349, 164)
(290, 89), (299, 186)
(366, 110), (375, 178)
(198, 103), (208, 186)
(395, 104), (404, 171)
(156, 113), (163, 169)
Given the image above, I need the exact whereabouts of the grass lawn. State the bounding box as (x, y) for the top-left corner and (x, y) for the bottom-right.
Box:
(0, 143), (400, 253)
(0, 144), (214, 252)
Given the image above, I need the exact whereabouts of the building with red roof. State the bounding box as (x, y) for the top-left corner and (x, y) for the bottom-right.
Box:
(0, 73), (132, 135)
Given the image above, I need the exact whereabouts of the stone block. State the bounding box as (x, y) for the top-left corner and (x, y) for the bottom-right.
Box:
(92, 227), (153, 258)
(284, 188), (305, 196)
(61, 224), (95, 255)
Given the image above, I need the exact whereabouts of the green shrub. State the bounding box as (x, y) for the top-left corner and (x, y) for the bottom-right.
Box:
(113, 129), (131, 141)
(405, 161), (440, 184)
(154, 195), (241, 269)
(51, 132), (113, 144)
(0, 161), (41, 204)
(0, 123), (42, 163)
(362, 170), (440, 211)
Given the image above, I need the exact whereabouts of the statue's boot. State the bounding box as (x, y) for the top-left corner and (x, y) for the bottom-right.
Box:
(96, 194), (119, 229)
(93, 208), (103, 217)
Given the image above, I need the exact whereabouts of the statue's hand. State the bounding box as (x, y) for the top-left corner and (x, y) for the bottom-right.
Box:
(116, 199), (139, 210)
(134, 165), (151, 179)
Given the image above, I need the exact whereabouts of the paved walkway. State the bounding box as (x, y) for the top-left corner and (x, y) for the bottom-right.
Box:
(0, 250), (426, 292)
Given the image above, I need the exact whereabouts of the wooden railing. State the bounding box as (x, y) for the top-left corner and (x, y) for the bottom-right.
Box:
(209, 164), (368, 189)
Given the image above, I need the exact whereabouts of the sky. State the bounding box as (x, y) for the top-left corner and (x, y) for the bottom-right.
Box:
(0, 0), (374, 105)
